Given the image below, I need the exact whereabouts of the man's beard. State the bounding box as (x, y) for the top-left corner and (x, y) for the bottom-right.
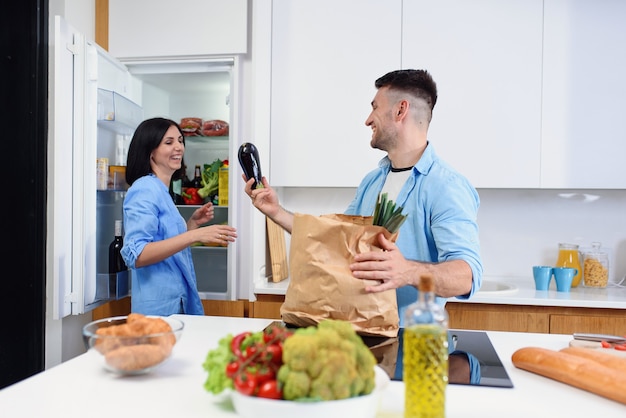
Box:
(371, 125), (395, 152)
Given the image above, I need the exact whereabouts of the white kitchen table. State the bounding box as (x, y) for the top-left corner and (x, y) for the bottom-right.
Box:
(0, 315), (623, 417)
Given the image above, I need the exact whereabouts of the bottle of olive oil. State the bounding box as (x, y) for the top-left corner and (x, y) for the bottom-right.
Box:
(404, 274), (449, 418)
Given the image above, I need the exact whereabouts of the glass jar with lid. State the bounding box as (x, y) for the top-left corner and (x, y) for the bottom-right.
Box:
(556, 243), (583, 287)
(583, 242), (609, 288)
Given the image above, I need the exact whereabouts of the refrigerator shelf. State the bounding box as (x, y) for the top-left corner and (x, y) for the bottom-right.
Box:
(97, 89), (143, 135)
(93, 270), (131, 303)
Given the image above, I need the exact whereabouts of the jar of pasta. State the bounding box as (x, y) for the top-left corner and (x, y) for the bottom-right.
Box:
(583, 242), (609, 288)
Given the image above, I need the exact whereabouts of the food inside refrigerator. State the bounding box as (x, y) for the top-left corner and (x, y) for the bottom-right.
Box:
(126, 61), (235, 300)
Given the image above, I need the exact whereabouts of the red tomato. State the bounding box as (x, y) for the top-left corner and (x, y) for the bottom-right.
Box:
(253, 366), (276, 385)
(263, 324), (293, 344)
(600, 340), (612, 349)
(263, 325), (283, 343)
(234, 373), (258, 396)
(265, 343), (283, 366)
(263, 326), (279, 343)
(613, 344), (626, 351)
(245, 344), (259, 359)
(257, 380), (282, 400)
(225, 361), (240, 378)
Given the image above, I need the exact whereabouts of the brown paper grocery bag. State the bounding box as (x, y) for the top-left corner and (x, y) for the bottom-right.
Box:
(280, 213), (400, 337)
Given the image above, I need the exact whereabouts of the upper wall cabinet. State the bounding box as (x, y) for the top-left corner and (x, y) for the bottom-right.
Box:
(402, 0), (544, 188)
(267, 0), (625, 189)
(108, 0), (248, 59)
(269, 0), (402, 187)
(541, 0), (626, 189)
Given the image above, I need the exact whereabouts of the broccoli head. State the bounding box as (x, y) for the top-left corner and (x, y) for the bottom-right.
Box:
(277, 367), (311, 400)
(277, 319), (377, 401)
(197, 159), (222, 198)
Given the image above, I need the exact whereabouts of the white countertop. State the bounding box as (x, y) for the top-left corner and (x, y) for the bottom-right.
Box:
(256, 275), (626, 309)
(1, 315), (624, 417)
(451, 275), (626, 309)
(254, 277), (290, 295)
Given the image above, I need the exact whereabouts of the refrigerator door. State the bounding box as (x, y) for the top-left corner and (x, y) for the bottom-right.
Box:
(50, 15), (86, 318)
(50, 16), (141, 318)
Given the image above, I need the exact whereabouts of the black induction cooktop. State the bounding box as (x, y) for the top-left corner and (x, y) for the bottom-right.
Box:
(362, 328), (514, 388)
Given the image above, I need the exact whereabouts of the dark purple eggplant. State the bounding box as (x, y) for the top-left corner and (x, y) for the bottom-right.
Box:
(238, 142), (263, 189)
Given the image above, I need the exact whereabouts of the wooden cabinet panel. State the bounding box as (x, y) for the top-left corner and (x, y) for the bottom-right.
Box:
(92, 298), (246, 320)
(92, 297), (131, 320)
(448, 302), (626, 335)
(549, 309), (626, 335)
(249, 295), (283, 319)
(201, 300), (246, 318)
(93, 297), (626, 335)
(447, 303), (549, 333)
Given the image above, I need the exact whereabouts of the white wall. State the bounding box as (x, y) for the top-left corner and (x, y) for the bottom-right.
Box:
(50, 0), (95, 41)
(278, 187), (626, 285)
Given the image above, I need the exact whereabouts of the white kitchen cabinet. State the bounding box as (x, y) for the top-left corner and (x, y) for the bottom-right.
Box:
(541, 0), (626, 188)
(107, 0), (247, 59)
(269, 0), (402, 187)
(401, 0), (544, 188)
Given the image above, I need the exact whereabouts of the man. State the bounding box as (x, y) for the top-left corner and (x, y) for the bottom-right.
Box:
(244, 69), (482, 324)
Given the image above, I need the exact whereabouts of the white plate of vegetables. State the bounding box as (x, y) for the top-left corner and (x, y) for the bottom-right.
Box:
(202, 320), (389, 418)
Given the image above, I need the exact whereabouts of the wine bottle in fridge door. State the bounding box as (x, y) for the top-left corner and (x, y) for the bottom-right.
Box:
(109, 220), (127, 274)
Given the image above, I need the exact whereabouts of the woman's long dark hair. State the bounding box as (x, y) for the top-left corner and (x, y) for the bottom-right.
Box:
(125, 117), (186, 186)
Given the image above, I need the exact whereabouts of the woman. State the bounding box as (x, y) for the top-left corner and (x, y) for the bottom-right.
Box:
(121, 117), (237, 315)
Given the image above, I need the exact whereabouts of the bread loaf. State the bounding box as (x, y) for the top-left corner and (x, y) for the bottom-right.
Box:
(512, 346), (626, 405)
(202, 119), (229, 136)
(180, 117), (202, 136)
(560, 346), (626, 373)
(105, 344), (169, 371)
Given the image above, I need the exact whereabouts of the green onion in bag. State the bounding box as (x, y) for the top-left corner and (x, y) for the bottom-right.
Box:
(372, 192), (407, 233)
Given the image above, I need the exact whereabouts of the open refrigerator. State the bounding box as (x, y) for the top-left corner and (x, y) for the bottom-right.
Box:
(126, 59), (237, 302)
(49, 16), (239, 319)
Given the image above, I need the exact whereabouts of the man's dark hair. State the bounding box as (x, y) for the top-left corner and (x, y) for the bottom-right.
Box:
(375, 69), (438, 110)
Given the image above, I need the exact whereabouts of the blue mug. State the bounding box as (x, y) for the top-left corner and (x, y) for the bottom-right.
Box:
(532, 266), (553, 291)
(553, 267), (578, 292)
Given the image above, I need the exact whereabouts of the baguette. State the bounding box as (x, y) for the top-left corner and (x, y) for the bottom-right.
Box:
(511, 346), (626, 405)
(560, 346), (626, 373)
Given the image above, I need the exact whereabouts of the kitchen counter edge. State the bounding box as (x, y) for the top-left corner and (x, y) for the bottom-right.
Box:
(255, 276), (626, 309)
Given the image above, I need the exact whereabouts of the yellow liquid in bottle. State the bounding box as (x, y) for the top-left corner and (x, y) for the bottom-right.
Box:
(404, 325), (448, 418)
(556, 248), (582, 287)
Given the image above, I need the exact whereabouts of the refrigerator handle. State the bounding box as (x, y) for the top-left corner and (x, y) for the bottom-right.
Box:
(86, 42), (99, 83)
